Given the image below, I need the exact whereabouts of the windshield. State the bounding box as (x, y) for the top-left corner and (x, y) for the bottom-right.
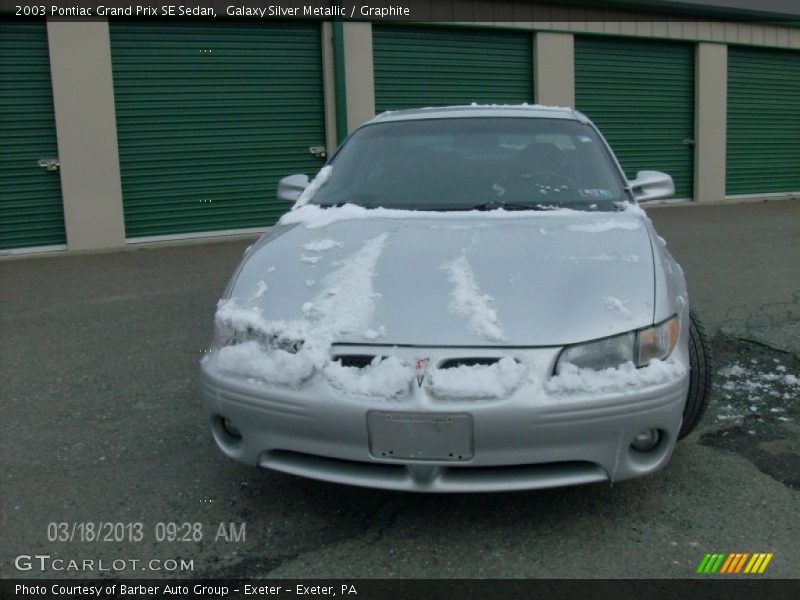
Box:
(312, 117), (629, 211)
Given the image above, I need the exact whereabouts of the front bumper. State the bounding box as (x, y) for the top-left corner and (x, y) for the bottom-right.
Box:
(200, 346), (689, 492)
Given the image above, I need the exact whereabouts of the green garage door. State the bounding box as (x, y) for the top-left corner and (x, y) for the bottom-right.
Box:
(0, 22), (66, 250)
(373, 26), (533, 112)
(727, 47), (800, 196)
(575, 37), (694, 199)
(109, 22), (325, 238)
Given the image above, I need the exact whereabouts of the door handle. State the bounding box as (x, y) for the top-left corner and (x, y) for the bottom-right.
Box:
(38, 157), (60, 172)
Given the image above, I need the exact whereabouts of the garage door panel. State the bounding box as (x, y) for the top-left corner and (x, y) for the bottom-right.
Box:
(575, 37), (695, 199)
(727, 47), (800, 196)
(110, 21), (325, 238)
(373, 26), (533, 112)
(0, 22), (66, 250)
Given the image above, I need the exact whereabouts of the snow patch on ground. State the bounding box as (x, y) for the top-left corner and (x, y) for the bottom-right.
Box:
(546, 358), (687, 395)
(302, 238), (343, 252)
(442, 253), (507, 343)
(428, 358), (527, 400)
(212, 233), (390, 387)
(323, 356), (412, 398)
(300, 255), (322, 264)
(718, 364), (748, 377)
(293, 166), (332, 208)
(715, 360), (799, 422)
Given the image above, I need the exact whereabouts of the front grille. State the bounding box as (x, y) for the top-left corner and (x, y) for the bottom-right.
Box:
(438, 357), (501, 369)
(259, 449), (608, 492)
(331, 354), (382, 368)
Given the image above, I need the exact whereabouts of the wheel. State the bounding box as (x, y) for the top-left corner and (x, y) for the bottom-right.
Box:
(679, 310), (712, 438)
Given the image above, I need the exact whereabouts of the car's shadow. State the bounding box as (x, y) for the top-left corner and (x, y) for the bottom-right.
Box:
(194, 437), (697, 578)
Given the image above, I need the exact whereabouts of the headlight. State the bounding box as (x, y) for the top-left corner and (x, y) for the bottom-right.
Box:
(635, 316), (679, 366)
(555, 316), (679, 374)
(212, 322), (303, 354)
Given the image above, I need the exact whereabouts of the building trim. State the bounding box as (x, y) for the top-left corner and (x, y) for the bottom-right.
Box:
(0, 244), (68, 258)
(725, 192), (800, 201)
(342, 22), (376, 132)
(46, 18), (126, 251)
(331, 20), (349, 143)
(534, 31), (575, 107)
(443, 18), (800, 50)
(693, 42), (727, 202)
(10, 16), (794, 254)
(126, 227), (268, 245)
(321, 22), (338, 155)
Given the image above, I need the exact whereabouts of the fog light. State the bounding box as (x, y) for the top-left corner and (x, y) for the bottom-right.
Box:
(221, 418), (242, 439)
(631, 429), (660, 452)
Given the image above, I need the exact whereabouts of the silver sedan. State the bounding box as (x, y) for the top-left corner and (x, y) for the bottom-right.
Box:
(200, 105), (711, 492)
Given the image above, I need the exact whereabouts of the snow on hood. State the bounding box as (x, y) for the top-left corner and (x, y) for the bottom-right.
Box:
(280, 201), (640, 229)
(442, 253), (507, 343)
(226, 203), (656, 348)
(213, 232), (391, 387)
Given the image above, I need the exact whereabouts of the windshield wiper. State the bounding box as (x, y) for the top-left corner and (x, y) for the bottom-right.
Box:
(467, 200), (553, 211)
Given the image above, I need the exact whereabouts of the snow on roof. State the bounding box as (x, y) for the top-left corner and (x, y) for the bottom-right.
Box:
(368, 104), (583, 125)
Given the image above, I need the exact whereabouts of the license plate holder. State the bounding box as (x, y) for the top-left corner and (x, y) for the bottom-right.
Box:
(367, 412), (473, 461)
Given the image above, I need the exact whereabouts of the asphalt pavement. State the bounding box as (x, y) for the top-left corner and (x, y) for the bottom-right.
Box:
(1, 199), (798, 579)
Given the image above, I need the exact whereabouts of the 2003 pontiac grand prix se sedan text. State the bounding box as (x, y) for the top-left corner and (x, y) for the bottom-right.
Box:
(200, 105), (711, 492)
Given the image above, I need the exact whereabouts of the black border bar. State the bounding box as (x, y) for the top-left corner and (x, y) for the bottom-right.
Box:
(2, 1), (800, 21)
(3, 579), (800, 600)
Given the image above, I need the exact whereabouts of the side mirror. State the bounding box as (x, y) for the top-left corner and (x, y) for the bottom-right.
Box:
(629, 171), (675, 202)
(277, 174), (309, 203)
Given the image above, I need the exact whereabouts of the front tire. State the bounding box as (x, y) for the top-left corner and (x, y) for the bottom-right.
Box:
(679, 310), (712, 438)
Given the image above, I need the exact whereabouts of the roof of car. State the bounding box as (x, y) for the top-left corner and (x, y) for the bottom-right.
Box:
(367, 104), (585, 124)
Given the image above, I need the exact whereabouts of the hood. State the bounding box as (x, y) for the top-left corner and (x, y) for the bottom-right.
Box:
(229, 210), (655, 347)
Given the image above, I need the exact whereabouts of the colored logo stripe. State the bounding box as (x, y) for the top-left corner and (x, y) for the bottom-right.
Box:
(745, 553), (774, 574)
(719, 553), (748, 573)
(697, 553), (725, 573)
(697, 553), (773, 574)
